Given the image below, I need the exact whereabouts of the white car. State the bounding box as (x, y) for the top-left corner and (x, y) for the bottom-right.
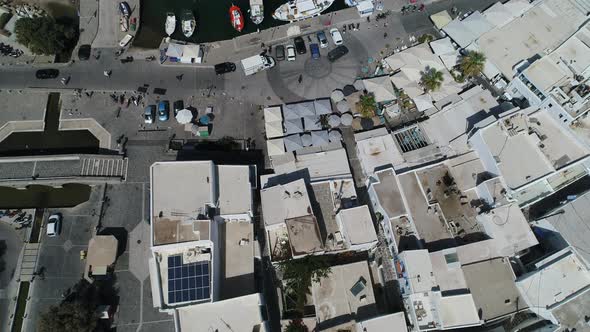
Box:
(46, 213), (62, 237)
(286, 45), (296, 61)
(330, 28), (343, 45)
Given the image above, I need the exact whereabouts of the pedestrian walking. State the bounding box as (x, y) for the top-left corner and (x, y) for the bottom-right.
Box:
(298, 74), (303, 84)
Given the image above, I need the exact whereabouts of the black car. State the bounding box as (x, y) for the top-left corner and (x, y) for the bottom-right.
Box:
(328, 45), (349, 62)
(173, 100), (184, 117)
(214, 62), (236, 75)
(294, 37), (306, 55)
(35, 69), (59, 79)
(78, 44), (91, 60)
(275, 45), (285, 61)
(120, 56), (134, 64)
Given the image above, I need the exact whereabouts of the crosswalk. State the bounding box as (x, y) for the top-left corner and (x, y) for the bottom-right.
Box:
(80, 157), (128, 178)
(19, 243), (40, 282)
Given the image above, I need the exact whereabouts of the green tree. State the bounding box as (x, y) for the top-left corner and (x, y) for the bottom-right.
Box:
(279, 255), (331, 314)
(285, 319), (309, 332)
(418, 34), (434, 43)
(356, 93), (377, 118)
(14, 16), (78, 57)
(38, 302), (98, 332)
(420, 66), (444, 92)
(37, 279), (117, 332)
(459, 51), (486, 78)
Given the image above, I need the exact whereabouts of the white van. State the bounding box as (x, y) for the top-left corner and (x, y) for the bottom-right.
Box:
(46, 213), (62, 237)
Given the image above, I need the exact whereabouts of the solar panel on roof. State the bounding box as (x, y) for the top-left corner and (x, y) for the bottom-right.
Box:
(167, 255), (211, 304)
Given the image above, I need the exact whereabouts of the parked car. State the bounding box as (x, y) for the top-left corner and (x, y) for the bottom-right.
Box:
(328, 45), (349, 62)
(144, 105), (155, 124)
(78, 44), (91, 60)
(35, 69), (59, 79)
(158, 101), (170, 121)
(173, 100), (184, 117)
(330, 28), (343, 45)
(214, 62), (236, 75)
(286, 45), (296, 61)
(294, 36), (306, 55)
(317, 31), (328, 48)
(309, 43), (320, 59)
(275, 45), (285, 61)
(120, 56), (133, 64)
(46, 213), (62, 237)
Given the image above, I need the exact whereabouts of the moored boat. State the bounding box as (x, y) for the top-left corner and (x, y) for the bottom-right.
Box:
(272, 0), (335, 22)
(119, 2), (130, 17)
(229, 4), (244, 32)
(120, 15), (129, 32)
(249, 0), (264, 25)
(181, 10), (196, 38)
(165, 12), (176, 36)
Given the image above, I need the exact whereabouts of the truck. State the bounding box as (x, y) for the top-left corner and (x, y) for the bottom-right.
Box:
(241, 54), (276, 76)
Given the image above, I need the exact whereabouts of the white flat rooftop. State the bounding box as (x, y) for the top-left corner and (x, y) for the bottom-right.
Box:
(477, 0), (588, 78)
(176, 293), (266, 332)
(517, 248), (590, 310)
(217, 165), (252, 215)
(261, 178), (313, 227)
(355, 312), (408, 332)
(336, 206), (377, 246)
(477, 204), (539, 257)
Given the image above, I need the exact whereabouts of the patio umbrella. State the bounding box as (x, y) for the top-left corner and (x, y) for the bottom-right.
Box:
(284, 134), (303, 152)
(176, 109), (193, 124)
(353, 80), (365, 91)
(343, 84), (357, 96)
(328, 114), (341, 127)
(301, 133), (313, 147)
(336, 100), (350, 113)
(199, 115), (210, 125)
(329, 130), (342, 142)
(341, 113), (353, 126)
(311, 131), (330, 146)
(331, 89), (344, 102)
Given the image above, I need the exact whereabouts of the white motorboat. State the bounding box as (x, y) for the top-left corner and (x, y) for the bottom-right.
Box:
(181, 10), (196, 38)
(272, 0), (334, 22)
(165, 12), (176, 36)
(249, 0), (264, 25)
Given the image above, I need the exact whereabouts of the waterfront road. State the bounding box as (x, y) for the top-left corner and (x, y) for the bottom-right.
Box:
(0, 53), (223, 95)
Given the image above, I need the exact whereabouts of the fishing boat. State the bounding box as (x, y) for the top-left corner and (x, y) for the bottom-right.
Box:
(120, 15), (129, 32)
(229, 4), (244, 32)
(249, 0), (264, 25)
(165, 12), (176, 36)
(272, 0), (335, 22)
(181, 10), (196, 38)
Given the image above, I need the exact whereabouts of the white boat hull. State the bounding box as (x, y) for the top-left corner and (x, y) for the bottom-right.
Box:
(249, 0), (264, 25)
(272, 0), (335, 22)
(165, 14), (176, 36)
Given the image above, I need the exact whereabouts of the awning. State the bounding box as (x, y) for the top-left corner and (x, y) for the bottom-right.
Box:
(430, 10), (452, 29)
(313, 99), (332, 115)
(267, 138), (286, 156)
(363, 76), (397, 103)
(165, 43), (183, 58)
(284, 134), (303, 152)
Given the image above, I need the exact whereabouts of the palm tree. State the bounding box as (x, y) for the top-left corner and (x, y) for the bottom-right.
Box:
(420, 66), (444, 92)
(459, 51), (486, 77)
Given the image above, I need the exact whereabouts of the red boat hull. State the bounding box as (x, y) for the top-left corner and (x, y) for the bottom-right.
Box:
(229, 5), (244, 32)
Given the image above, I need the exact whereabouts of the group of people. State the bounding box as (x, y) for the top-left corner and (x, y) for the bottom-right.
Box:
(0, 42), (23, 58)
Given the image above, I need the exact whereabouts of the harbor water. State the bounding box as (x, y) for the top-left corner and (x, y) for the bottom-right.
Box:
(133, 0), (347, 48)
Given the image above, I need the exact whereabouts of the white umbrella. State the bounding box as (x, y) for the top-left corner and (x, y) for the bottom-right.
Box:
(301, 133), (313, 147)
(176, 109), (193, 124)
(328, 114), (341, 127)
(336, 100), (350, 113)
(341, 113), (353, 126)
(329, 130), (342, 142)
(331, 90), (344, 102)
